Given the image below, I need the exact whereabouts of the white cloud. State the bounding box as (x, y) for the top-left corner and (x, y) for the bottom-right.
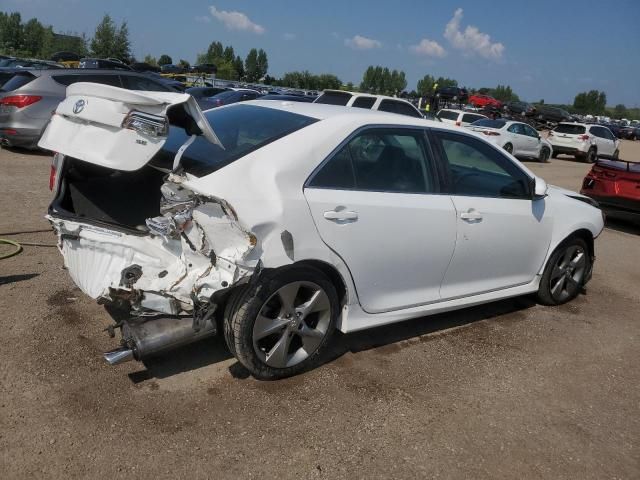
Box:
(444, 8), (504, 60)
(208, 5), (265, 34)
(410, 38), (446, 58)
(345, 35), (382, 50)
(282, 33), (296, 41)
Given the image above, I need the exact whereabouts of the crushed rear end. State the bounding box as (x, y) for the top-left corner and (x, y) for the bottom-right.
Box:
(41, 83), (259, 364)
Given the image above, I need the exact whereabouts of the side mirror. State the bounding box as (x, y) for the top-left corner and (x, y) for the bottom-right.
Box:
(533, 176), (548, 199)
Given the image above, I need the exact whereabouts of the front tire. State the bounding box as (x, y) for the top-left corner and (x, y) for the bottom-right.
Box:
(537, 237), (591, 306)
(503, 143), (513, 154)
(224, 266), (338, 379)
(584, 147), (597, 163)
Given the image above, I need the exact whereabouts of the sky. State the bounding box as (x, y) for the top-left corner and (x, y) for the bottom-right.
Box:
(5, 0), (640, 106)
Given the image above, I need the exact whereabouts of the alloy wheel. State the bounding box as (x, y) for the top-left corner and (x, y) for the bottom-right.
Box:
(252, 281), (332, 369)
(549, 245), (587, 303)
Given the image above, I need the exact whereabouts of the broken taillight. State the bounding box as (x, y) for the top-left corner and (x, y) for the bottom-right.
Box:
(49, 152), (63, 192)
(0, 95), (42, 109)
(121, 111), (168, 137)
(578, 134), (590, 141)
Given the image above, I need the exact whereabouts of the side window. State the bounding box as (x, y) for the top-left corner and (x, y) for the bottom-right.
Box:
(524, 125), (539, 138)
(462, 114), (483, 124)
(508, 123), (525, 135)
(120, 75), (171, 91)
(434, 131), (531, 199)
(352, 96), (376, 109)
(589, 127), (603, 138)
(309, 129), (434, 194)
(393, 102), (423, 118)
(54, 74), (122, 87)
(602, 128), (615, 141)
(377, 100), (398, 114)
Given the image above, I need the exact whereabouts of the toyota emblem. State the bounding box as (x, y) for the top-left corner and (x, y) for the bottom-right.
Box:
(73, 99), (85, 114)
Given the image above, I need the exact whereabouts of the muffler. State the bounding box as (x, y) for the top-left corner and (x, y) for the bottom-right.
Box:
(103, 315), (217, 365)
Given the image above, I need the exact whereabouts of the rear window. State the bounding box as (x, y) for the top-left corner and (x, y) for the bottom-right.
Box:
(437, 110), (459, 121)
(462, 113), (486, 124)
(472, 119), (506, 128)
(352, 96), (376, 109)
(315, 91), (352, 106)
(1, 73), (35, 92)
(378, 100), (422, 118)
(554, 124), (586, 135)
(53, 74), (122, 87)
(150, 104), (318, 177)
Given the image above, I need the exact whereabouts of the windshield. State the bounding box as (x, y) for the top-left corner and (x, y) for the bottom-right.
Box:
(554, 124), (586, 135)
(472, 119), (506, 128)
(437, 110), (459, 121)
(150, 104), (318, 177)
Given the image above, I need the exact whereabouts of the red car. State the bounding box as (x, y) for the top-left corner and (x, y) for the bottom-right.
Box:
(581, 159), (640, 221)
(469, 94), (502, 108)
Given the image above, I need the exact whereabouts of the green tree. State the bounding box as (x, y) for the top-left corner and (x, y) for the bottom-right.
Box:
(573, 90), (607, 115)
(1, 12), (24, 54)
(613, 104), (627, 119)
(244, 48), (259, 82)
(233, 55), (244, 79)
(158, 54), (172, 65)
(178, 59), (190, 69)
(490, 85), (519, 102)
(22, 18), (45, 56)
(90, 14), (116, 57)
(223, 45), (235, 63)
(112, 21), (130, 61)
(256, 48), (268, 79)
(143, 54), (157, 66)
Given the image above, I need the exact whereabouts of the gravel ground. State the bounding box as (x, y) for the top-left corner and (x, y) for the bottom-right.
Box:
(1, 141), (639, 479)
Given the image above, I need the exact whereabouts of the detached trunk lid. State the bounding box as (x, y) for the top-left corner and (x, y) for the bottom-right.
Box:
(38, 82), (222, 171)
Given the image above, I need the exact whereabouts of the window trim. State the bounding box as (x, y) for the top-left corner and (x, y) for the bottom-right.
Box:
(304, 124), (441, 194)
(427, 128), (535, 200)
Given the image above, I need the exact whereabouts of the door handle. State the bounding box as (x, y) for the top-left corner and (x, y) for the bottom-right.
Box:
(460, 209), (483, 222)
(323, 208), (358, 223)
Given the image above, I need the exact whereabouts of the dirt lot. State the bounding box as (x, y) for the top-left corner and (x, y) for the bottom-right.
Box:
(1, 141), (639, 479)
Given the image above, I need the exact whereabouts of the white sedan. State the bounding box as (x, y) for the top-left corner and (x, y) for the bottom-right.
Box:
(40, 83), (604, 379)
(466, 118), (553, 162)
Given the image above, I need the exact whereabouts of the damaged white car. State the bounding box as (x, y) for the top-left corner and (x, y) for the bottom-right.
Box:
(41, 83), (604, 379)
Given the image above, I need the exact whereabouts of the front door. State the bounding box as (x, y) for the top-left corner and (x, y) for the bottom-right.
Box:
(304, 128), (457, 313)
(430, 130), (553, 299)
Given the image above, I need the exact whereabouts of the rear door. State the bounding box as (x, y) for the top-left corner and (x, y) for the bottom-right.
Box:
(304, 127), (457, 313)
(507, 122), (536, 155)
(432, 129), (552, 299)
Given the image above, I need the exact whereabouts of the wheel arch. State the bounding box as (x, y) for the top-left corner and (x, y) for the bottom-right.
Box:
(540, 228), (595, 276)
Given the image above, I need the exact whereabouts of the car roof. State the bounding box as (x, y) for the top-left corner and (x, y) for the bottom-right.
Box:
(29, 68), (160, 77)
(320, 89), (415, 104)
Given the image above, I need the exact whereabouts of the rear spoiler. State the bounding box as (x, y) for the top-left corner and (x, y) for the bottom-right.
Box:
(596, 159), (640, 173)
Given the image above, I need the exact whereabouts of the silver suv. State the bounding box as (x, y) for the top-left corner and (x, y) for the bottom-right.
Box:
(0, 69), (177, 149)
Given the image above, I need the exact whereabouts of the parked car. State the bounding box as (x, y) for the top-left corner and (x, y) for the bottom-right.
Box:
(160, 64), (184, 74)
(547, 123), (620, 162)
(0, 58), (63, 69)
(39, 87), (604, 379)
(619, 125), (640, 140)
(79, 58), (131, 70)
(130, 62), (161, 73)
(581, 159), (640, 222)
(314, 90), (424, 118)
(598, 122), (623, 139)
(469, 94), (501, 108)
(185, 86), (230, 98)
(466, 119), (553, 161)
(535, 105), (573, 124)
(260, 94), (315, 103)
(0, 69), (177, 149)
(190, 64), (218, 74)
(435, 86), (468, 103)
(436, 108), (487, 126)
(504, 101), (536, 116)
(207, 88), (262, 108)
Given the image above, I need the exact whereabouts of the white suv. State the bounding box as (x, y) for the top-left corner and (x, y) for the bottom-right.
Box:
(548, 123), (620, 162)
(437, 108), (487, 127)
(314, 90), (424, 118)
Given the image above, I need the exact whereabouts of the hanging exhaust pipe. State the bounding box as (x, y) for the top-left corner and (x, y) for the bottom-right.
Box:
(102, 314), (217, 365)
(104, 347), (134, 365)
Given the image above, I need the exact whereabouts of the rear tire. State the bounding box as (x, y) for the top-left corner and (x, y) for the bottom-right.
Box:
(584, 148), (597, 163)
(224, 266), (338, 380)
(539, 147), (550, 163)
(551, 151), (559, 159)
(537, 237), (591, 306)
